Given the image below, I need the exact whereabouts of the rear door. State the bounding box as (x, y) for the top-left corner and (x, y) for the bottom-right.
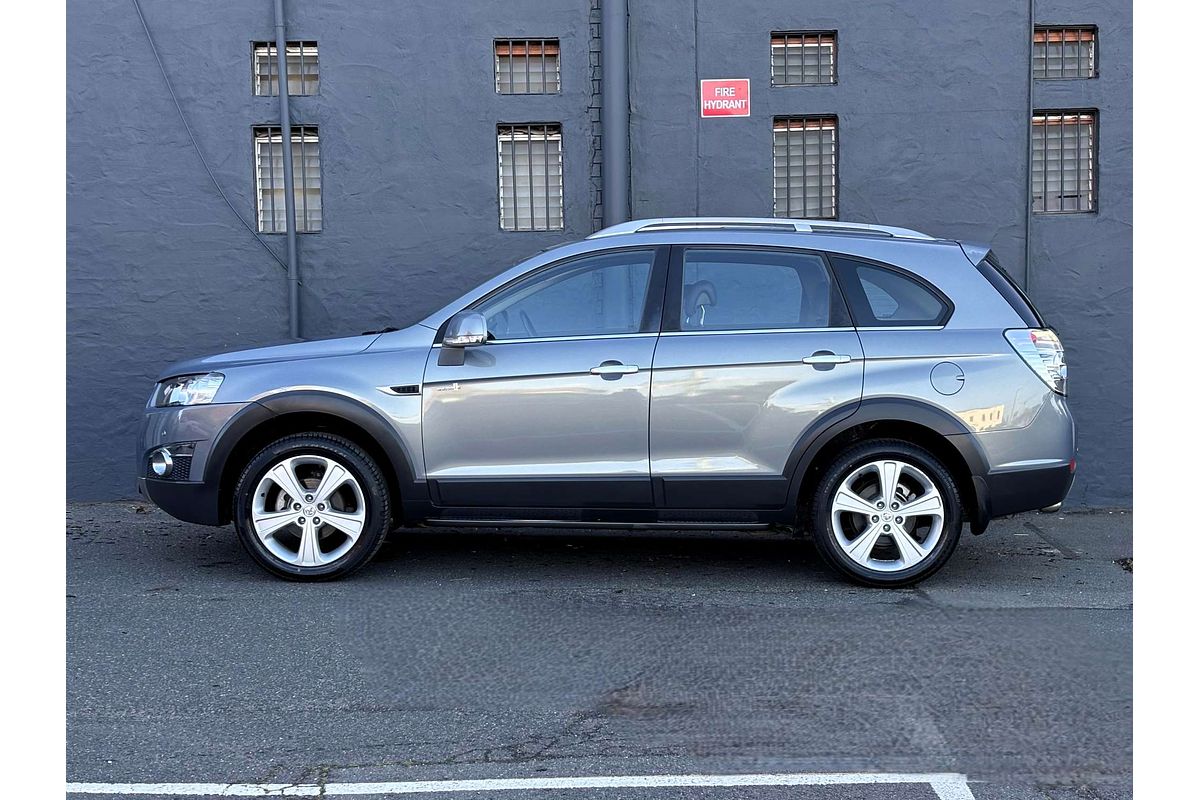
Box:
(649, 246), (864, 509)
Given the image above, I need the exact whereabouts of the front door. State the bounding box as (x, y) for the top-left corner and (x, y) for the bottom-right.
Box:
(422, 247), (668, 508)
(649, 246), (865, 509)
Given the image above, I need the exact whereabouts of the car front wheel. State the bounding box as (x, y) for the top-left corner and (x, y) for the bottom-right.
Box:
(232, 433), (391, 581)
(810, 439), (963, 587)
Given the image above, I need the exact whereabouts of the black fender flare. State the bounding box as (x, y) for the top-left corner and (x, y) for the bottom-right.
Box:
(784, 397), (992, 532)
(205, 390), (422, 523)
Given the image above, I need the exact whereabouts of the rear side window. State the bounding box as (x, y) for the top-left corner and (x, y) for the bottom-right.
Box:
(678, 249), (847, 331)
(830, 256), (952, 327)
(977, 253), (1045, 327)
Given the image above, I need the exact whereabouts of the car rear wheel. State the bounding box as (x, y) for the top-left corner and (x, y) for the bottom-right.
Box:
(810, 439), (963, 587)
(232, 433), (391, 581)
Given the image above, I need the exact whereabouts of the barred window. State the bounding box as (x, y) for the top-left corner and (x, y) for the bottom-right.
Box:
(770, 32), (837, 86)
(773, 117), (837, 219)
(1032, 112), (1097, 214)
(495, 39), (561, 94)
(253, 42), (319, 96)
(254, 126), (322, 233)
(1033, 27), (1096, 79)
(497, 124), (564, 231)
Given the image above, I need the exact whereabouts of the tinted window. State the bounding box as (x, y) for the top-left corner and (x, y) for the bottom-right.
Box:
(831, 256), (951, 327)
(679, 249), (838, 331)
(978, 253), (1044, 327)
(475, 250), (654, 340)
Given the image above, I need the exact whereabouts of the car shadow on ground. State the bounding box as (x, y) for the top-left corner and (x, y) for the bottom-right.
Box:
(369, 525), (833, 582)
(67, 503), (1132, 600)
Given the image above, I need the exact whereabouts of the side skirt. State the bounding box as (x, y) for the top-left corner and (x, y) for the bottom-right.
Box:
(420, 505), (792, 529)
(423, 518), (774, 530)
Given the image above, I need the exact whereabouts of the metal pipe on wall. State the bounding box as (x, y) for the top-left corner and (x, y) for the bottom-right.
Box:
(273, 0), (301, 339)
(601, 0), (631, 226)
(1023, 0), (1034, 290)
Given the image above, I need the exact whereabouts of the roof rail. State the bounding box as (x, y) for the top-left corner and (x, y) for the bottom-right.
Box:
(587, 217), (936, 241)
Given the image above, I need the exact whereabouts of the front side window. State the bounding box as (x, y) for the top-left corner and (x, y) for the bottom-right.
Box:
(1032, 111), (1097, 213)
(679, 249), (838, 331)
(254, 126), (321, 233)
(830, 257), (951, 327)
(497, 124), (564, 231)
(475, 250), (655, 341)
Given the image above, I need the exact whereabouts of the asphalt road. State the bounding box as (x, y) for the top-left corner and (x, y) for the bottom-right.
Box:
(66, 505), (1132, 799)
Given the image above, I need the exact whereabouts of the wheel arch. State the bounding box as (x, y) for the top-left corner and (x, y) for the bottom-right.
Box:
(207, 391), (422, 527)
(788, 398), (991, 533)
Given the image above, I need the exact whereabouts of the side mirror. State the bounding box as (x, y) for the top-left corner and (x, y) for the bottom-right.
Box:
(444, 311), (487, 347)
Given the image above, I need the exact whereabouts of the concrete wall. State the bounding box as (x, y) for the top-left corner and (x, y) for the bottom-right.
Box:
(1029, 0), (1132, 506)
(628, 0), (1130, 506)
(67, 0), (1131, 505)
(67, 0), (596, 499)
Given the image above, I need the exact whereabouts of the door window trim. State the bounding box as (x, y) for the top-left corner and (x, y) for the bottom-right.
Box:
(434, 245), (671, 344)
(661, 244), (854, 333)
(660, 326), (856, 338)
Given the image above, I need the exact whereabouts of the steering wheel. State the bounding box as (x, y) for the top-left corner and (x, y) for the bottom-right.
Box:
(519, 310), (538, 338)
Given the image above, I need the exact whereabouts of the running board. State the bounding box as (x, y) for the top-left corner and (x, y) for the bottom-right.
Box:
(423, 518), (772, 531)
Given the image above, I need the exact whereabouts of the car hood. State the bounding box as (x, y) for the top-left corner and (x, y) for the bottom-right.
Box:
(157, 334), (382, 380)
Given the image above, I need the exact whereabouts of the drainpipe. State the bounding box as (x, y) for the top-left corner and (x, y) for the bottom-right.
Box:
(1023, 0), (1034, 290)
(601, 0), (631, 226)
(273, 0), (300, 339)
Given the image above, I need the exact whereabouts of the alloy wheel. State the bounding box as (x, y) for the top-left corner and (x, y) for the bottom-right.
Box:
(830, 458), (945, 573)
(250, 455), (367, 567)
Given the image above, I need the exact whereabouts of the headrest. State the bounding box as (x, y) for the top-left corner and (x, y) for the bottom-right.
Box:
(683, 280), (717, 324)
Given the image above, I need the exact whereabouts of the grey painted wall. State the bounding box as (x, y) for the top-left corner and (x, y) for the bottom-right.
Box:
(67, 0), (1131, 506)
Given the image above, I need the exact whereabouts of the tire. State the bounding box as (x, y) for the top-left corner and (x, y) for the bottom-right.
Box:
(232, 433), (392, 581)
(810, 438), (963, 587)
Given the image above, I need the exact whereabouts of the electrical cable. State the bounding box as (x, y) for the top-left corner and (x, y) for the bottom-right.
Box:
(129, 0), (295, 279)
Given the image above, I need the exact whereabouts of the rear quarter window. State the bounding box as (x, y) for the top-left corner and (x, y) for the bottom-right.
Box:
(829, 256), (953, 327)
(976, 253), (1045, 327)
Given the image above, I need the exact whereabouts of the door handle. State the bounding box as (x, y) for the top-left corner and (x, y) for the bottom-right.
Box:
(590, 361), (639, 376)
(802, 351), (852, 365)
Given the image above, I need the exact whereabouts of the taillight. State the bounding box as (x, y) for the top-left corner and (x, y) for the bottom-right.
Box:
(1005, 328), (1067, 396)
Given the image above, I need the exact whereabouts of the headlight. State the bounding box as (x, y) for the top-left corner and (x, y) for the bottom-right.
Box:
(154, 373), (224, 407)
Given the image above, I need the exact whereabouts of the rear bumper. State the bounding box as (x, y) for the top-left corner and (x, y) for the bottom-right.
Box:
(979, 462), (1075, 520)
(137, 476), (223, 526)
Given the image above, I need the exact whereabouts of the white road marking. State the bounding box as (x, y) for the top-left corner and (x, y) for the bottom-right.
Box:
(67, 772), (976, 798)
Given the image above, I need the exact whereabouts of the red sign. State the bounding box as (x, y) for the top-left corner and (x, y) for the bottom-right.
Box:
(700, 79), (750, 118)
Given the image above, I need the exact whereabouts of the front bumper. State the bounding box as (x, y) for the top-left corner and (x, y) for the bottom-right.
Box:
(137, 402), (251, 525)
(137, 476), (224, 525)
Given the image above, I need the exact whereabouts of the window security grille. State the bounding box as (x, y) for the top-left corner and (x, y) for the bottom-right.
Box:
(1033, 27), (1096, 79)
(253, 42), (319, 96)
(770, 32), (837, 86)
(497, 124), (564, 231)
(773, 117), (838, 219)
(1032, 112), (1096, 213)
(254, 126), (322, 233)
(495, 39), (561, 94)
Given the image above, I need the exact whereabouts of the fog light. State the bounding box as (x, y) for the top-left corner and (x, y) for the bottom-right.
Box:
(150, 448), (173, 477)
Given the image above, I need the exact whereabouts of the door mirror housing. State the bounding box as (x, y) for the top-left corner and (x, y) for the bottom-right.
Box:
(444, 311), (487, 347)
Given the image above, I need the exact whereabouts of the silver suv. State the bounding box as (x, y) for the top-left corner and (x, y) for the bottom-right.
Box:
(138, 217), (1074, 586)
